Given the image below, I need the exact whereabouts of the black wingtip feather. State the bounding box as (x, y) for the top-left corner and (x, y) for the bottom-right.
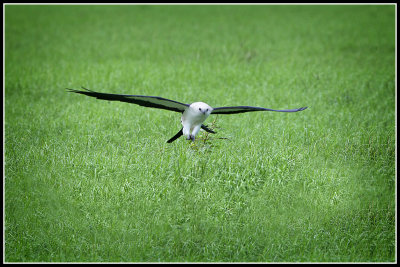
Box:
(66, 88), (79, 93)
(81, 86), (94, 92)
(65, 87), (94, 93)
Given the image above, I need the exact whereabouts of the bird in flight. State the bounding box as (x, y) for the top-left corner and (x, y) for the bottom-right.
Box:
(67, 87), (308, 143)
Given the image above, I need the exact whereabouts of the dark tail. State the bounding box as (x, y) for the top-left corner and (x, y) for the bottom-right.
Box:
(166, 128), (183, 143)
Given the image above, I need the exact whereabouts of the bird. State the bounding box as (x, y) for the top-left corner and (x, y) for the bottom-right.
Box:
(66, 87), (308, 143)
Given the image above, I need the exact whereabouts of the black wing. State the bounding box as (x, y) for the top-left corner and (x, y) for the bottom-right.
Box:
(66, 87), (189, 113)
(211, 106), (308, 115)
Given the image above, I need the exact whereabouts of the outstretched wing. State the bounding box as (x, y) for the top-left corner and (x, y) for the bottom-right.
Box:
(211, 106), (308, 114)
(66, 87), (189, 113)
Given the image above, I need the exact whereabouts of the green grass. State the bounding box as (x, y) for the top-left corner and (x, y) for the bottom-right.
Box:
(5, 4), (396, 262)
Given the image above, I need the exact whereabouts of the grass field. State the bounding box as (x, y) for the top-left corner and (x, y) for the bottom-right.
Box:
(4, 4), (396, 262)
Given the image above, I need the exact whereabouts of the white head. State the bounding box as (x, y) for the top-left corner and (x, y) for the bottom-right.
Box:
(190, 102), (213, 117)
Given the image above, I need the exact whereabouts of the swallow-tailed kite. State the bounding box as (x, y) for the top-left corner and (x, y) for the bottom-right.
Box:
(67, 87), (307, 143)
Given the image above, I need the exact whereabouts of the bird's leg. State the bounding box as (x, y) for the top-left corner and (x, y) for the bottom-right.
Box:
(189, 125), (202, 142)
(192, 125), (202, 137)
(182, 122), (192, 141)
